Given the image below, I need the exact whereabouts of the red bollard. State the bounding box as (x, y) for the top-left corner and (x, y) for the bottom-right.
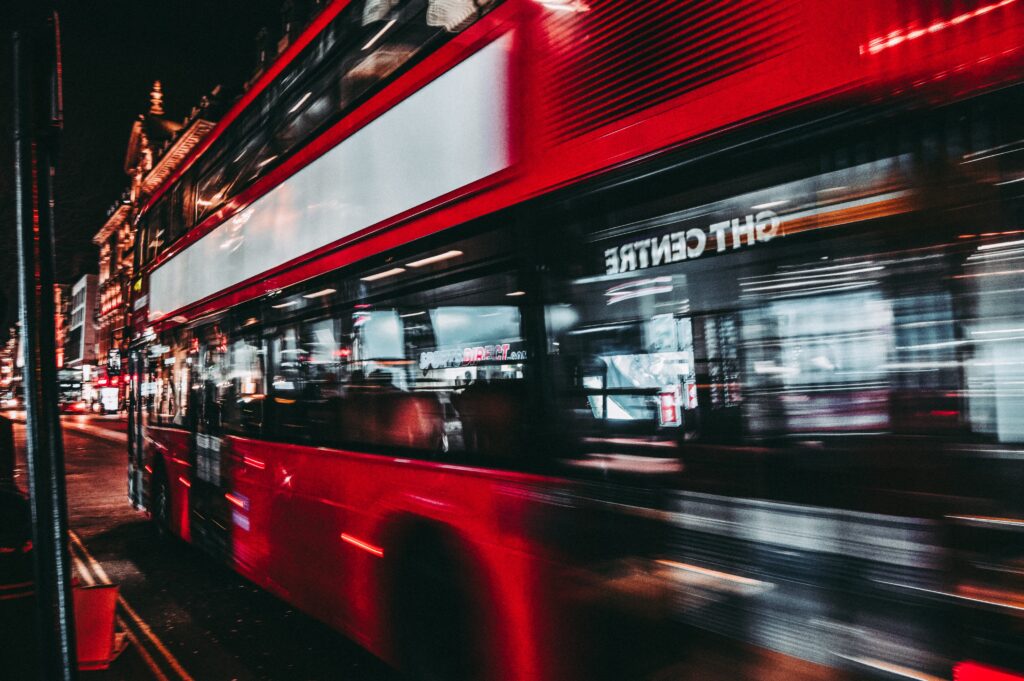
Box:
(73, 584), (124, 670)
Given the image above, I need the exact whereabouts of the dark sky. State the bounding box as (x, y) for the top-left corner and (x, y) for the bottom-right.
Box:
(0, 0), (282, 331)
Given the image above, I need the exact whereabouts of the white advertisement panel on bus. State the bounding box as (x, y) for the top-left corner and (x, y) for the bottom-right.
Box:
(149, 35), (512, 320)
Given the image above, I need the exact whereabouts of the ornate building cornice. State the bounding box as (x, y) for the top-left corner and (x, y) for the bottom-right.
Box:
(93, 200), (131, 246)
(141, 117), (216, 196)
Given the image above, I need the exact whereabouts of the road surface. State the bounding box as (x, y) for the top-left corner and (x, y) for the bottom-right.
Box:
(12, 415), (396, 681)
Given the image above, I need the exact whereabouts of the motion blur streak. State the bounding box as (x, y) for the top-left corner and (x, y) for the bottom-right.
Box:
(121, 0), (1024, 679)
(340, 533), (384, 558)
(955, 661), (1024, 681)
(862, 0), (1019, 55)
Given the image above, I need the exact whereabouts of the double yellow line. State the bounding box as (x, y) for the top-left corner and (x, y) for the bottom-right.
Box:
(68, 531), (194, 681)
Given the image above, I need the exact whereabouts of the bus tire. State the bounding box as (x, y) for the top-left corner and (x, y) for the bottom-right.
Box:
(391, 525), (480, 681)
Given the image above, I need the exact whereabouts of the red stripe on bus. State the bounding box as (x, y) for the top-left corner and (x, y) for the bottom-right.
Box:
(340, 533), (384, 558)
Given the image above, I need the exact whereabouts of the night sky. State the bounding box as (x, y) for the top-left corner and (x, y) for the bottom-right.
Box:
(0, 1), (282, 334)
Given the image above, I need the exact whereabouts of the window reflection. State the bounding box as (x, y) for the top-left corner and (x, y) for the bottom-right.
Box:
(743, 291), (893, 435)
(146, 329), (192, 429)
(237, 272), (529, 457)
(543, 155), (1013, 458)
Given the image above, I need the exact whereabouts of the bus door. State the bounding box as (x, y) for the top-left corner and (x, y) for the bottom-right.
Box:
(189, 331), (232, 562)
(127, 348), (144, 508)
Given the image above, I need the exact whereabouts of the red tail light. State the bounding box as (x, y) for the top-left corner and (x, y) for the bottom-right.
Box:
(956, 662), (1024, 681)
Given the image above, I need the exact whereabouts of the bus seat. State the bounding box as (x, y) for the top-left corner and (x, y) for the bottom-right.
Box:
(454, 380), (525, 458)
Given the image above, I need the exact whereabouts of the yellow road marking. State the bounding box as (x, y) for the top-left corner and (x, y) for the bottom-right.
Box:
(72, 553), (95, 586)
(119, 617), (172, 681)
(69, 531), (195, 681)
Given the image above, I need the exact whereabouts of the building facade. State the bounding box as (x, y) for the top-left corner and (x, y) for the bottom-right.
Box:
(62, 274), (98, 408)
(53, 283), (70, 370)
(0, 327), (17, 403)
(92, 81), (218, 409)
(64, 274), (97, 369)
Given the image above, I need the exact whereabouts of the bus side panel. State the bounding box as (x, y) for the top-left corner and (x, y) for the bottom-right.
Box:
(147, 426), (192, 543)
(222, 438), (563, 681)
(221, 436), (272, 584)
(260, 442), (353, 631)
(356, 463), (551, 681)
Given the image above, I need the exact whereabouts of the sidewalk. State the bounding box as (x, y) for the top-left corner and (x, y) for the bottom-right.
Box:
(5, 411), (127, 444)
(7, 418), (164, 680)
(62, 416), (128, 444)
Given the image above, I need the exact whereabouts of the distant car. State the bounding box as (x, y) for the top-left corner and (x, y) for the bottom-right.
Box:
(59, 399), (90, 414)
(0, 391), (21, 411)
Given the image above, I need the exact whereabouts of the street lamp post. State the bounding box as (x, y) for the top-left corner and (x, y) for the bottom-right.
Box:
(11, 4), (79, 679)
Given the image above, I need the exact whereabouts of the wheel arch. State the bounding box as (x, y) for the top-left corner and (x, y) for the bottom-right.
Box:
(379, 511), (501, 680)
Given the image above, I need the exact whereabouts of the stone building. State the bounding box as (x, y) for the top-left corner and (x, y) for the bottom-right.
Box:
(53, 283), (70, 370)
(91, 81), (219, 404)
(64, 274), (97, 369)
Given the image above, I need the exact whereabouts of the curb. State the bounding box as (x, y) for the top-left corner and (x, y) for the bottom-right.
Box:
(8, 416), (128, 445)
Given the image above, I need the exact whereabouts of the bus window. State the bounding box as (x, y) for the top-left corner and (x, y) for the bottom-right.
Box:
(345, 273), (526, 458)
(148, 328), (194, 429)
(270, 272), (529, 460)
(267, 325), (306, 441)
(740, 287), (894, 436)
(195, 325), (231, 439)
(295, 318), (347, 443)
(221, 332), (266, 437)
(545, 269), (706, 452)
(542, 152), (979, 462)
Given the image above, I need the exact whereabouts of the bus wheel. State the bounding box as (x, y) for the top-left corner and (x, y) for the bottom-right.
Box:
(393, 531), (478, 681)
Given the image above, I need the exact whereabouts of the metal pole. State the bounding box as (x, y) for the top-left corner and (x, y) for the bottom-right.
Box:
(11, 6), (78, 680)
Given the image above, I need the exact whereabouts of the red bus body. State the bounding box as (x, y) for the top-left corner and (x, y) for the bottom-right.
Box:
(134, 0), (1024, 331)
(127, 2), (1024, 679)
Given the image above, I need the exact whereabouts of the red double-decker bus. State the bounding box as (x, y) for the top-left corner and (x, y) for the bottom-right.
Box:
(127, 1), (1024, 679)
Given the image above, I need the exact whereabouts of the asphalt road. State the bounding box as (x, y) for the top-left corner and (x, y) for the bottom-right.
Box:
(8, 415), (876, 681)
(13, 416), (397, 681)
